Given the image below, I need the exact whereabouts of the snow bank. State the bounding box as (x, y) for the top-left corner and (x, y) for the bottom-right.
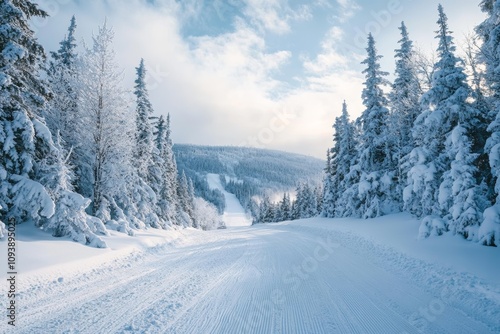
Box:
(0, 223), (205, 290)
(288, 214), (500, 284)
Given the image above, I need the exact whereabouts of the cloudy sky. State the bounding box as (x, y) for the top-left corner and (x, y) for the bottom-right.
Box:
(32, 0), (485, 159)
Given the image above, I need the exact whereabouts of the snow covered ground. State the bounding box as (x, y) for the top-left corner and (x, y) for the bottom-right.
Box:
(206, 173), (252, 227)
(1, 213), (499, 333)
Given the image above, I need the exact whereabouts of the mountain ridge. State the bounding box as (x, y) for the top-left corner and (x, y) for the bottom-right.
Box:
(173, 144), (325, 213)
(173, 143), (325, 188)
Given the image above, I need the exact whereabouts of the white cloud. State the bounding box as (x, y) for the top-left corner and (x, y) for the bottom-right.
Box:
(303, 26), (349, 74)
(301, 24), (365, 109)
(242, 0), (312, 35)
(334, 0), (361, 23)
(290, 4), (314, 22)
(174, 0), (204, 22)
(243, 0), (290, 34)
(33, 0), (368, 158)
(189, 20), (290, 89)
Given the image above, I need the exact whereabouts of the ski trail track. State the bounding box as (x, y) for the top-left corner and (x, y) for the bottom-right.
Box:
(206, 173), (252, 227)
(12, 223), (500, 334)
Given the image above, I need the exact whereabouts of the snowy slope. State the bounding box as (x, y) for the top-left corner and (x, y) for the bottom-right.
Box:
(4, 214), (499, 333)
(206, 173), (252, 227)
(174, 144), (324, 190)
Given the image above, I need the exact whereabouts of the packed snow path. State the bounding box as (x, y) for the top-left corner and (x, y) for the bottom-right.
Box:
(12, 219), (499, 333)
(206, 173), (252, 227)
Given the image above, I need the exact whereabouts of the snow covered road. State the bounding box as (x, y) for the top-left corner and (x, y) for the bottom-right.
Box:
(10, 217), (500, 334)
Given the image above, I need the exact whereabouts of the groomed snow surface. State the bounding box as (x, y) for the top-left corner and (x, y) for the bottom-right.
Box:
(1, 213), (499, 334)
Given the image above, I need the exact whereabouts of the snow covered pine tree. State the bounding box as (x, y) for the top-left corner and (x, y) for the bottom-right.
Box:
(406, 5), (488, 240)
(0, 1), (106, 246)
(322, 101), (357, 218)
(389, 22), (422, 207)
(355, 33), (397, 219)
(475, 0), (500, 246)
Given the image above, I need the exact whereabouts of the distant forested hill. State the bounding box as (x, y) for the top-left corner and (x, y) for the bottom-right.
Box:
(173, 144), (325, 212)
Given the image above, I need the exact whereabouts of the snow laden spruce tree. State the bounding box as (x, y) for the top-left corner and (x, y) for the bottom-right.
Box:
(253, 184), (322, 224)
(0, 0), (52, 225)
(277, 192), (292, 221)
(406, 5), (488, 240)
(134, 59), (155, 180)
(322, 101), (358, 218)
(322, 148), (335, 218)
(130, 58), (165, 230)
(389, 22), (422, 205)
(0, 2), (106, 246)
(177, 170), (196, 227)
(154, 114), (180, 224)
(475, 0), (500, 246)
(292, 183), (319, 219)
(134, 59), (186, 228)
(45, 15), (79, 156)
(354, 33), (397, 219)
(153, 113), (199, 227)
(297, 183), (313, 219)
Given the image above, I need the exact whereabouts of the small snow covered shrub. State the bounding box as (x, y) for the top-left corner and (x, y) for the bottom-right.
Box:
(479, 206), (500, 246)
(45, 191), (108, 248)
(419, 216), (448, 239)
(194, 198), (225, 230)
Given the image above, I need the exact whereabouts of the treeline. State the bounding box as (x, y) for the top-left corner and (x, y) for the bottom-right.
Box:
(173, 144), (324, 218)
(252, 183), (322, 224)
(182, 170), (226, 215)
(173, 145), (324, 191)
(320, 4), (499, 246)
(0, 3), (222, 246)
(253, 3), (500, 247)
